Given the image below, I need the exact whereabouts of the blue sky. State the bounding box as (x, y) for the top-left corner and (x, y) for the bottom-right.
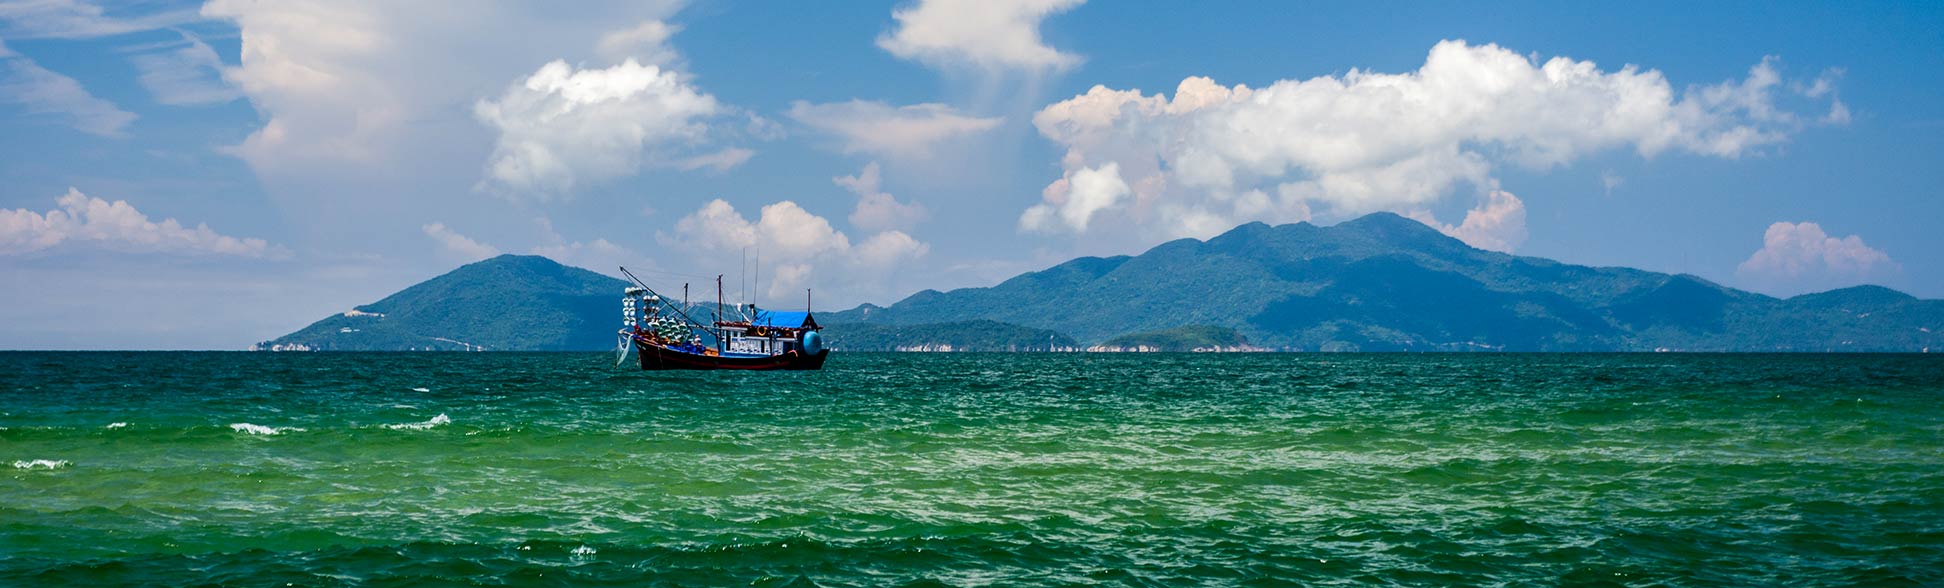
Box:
(1, 0), (1940, 349)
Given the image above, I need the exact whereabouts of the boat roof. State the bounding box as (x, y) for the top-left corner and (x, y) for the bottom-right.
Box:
(751, 309), (817, 329)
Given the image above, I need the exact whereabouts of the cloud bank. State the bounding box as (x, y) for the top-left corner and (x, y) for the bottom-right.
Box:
(1023, 40), (1843, 250)
(1736, 221), (1898, 295)
(1, 188), (286, 258)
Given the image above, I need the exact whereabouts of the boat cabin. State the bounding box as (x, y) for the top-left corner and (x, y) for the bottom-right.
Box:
(721, 304), (819, 356)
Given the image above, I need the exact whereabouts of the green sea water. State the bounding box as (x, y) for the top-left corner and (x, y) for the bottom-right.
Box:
(2, 352), (1941, 586)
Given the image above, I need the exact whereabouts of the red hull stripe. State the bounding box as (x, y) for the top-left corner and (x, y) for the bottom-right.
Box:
(633, 338), (828, 371)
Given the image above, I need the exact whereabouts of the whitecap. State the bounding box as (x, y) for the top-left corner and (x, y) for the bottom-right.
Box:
(571, 545), (597, 556)
(383, 414), (451, 431)
(230, 423), (303, 435)
(13, 459), (69, 470)
(106, 422), (128, 429)
(412, 387), (430, 393)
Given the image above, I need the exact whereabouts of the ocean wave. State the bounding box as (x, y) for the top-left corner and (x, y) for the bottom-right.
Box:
(106, 422), (128, 429)
(230, 423), (305, 436)
(13, 459), (69, 470)
(383, 414), (451, 430)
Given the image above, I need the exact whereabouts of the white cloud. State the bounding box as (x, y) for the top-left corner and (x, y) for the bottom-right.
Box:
(1019, 162), (1129, 233)
(663, 199), (927, 304)
(0, 0), (200, 39)
(474, 58), (723, 199)
(852, 230), (928, 268)
(0, 187), (286, 258)
(672, 147), (754, 173)
(1736, 221), (1898, 295)
(1799, 68), (1852, 126)
(1823, 99), (1851, 126)
(129, 31), (240, 106)
(787, 100), (1000, 159)
(878, 0), (1084, 72)
(1403, 189), (1528, 252)
(199, 0), (684, 172)
(596, 20), (680, 65)
(1023, 41), (1842, 247)
(420, 222), (500, 262)
(0, 39), (136, 136)
(835, 162), (926, 231)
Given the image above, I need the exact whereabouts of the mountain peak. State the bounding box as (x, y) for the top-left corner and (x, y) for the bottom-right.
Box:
(1333, 211), (1446, 238)
(469, 253), (564, 270)
(1321, 211), (1476, 256)
(1788, 284), (1917, 307)
(262, 254), (629, 351)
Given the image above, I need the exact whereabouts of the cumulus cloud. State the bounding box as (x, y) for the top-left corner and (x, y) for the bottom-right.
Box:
(835, 162), (926, 231)
(129, 31), (239, 106)
(0, 188), (286, 258)
(662, 199), (927, 303)
(0, 39), (136, 136)
(421, 222), (500, 262)
(198, 0), (684, 171)
(878, 0), (1084, 72)
(474, 58), (725, 198)
(1403, 190), (1528, 252)
(1023, 40), (1843, 246)
(1019, 162), (1129, 233)
(787, 100), (1001, 159)
(1736, 221), (1898, 295)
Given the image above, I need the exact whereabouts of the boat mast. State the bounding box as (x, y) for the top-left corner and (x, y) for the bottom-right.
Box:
(716, 274), (725, 353)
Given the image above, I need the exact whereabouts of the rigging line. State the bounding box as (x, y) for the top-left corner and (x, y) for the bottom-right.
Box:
(618, 267), (715, 336)
(624, 267), (714, 280)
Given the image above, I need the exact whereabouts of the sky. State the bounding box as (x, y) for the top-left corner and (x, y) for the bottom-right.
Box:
(1, 0), (1940, 349)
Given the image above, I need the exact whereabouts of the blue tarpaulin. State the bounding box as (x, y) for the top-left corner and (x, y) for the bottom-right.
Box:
(751, 310), (816, 328)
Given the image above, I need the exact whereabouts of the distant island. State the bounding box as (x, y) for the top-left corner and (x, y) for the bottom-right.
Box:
(259, 213), (1943, 352)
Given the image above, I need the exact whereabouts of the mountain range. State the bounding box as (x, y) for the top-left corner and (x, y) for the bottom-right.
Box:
(260, 213), (1943, 352)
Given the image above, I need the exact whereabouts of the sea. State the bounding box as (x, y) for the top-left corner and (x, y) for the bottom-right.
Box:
(2, 352), (1940, 586)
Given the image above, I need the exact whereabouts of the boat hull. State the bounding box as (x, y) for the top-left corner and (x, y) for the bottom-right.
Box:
(635, 338), (828, 371)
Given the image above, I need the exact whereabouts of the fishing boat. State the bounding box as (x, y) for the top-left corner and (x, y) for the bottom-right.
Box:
(614, 268), (829, 371)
